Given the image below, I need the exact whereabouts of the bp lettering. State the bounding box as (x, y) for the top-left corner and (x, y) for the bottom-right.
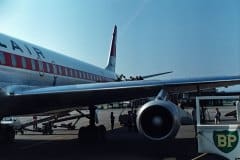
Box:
(213, 130), (239, 153)
(217, 134), (237, 148)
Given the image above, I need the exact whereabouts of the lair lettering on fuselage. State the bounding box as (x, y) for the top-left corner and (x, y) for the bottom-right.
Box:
(0, 39), (45, 59)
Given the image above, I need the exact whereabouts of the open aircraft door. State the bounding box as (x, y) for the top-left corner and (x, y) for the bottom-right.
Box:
(196, 96), (240, 160)
(51, 61), (57, 86)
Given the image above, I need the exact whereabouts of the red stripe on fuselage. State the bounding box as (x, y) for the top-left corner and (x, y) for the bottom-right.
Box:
(0, 50), (114, 83)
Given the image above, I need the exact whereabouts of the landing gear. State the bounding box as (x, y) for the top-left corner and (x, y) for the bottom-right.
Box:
(78, 125), (106, 142)
(78, 106), (106, 142)
(0, 125), (15, 143)
(42, 122), (53, 135)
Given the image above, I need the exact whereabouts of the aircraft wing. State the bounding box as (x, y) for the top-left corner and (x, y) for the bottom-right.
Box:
(1, 75), (240, 116)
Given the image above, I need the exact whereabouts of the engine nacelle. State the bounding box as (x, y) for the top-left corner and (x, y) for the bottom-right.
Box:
(137, 100), (181, 141)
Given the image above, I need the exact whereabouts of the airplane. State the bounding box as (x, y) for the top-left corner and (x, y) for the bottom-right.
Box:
(1, 25), (240, 143)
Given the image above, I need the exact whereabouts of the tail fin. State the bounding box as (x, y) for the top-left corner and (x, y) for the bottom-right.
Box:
(105, 25), (117, 72)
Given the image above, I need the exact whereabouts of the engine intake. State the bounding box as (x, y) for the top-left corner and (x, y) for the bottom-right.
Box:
(137, 100), (181, 141)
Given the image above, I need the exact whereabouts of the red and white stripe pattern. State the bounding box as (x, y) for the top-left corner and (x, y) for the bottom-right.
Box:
(0, 50), (113, 82)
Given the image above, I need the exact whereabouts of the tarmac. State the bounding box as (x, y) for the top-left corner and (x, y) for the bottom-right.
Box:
(0, 109), (228, 160)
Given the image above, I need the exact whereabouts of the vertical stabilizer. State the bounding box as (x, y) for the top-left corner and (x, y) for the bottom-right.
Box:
(105, 25), (117, 72)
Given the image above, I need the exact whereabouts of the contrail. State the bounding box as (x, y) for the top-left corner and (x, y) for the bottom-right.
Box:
(120, 0), (152, 37)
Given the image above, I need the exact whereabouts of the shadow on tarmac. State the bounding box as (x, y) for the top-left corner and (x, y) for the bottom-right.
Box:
(0, 127), (227, 160)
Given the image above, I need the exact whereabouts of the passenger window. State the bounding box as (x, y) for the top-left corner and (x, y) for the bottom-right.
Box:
(82, 72), (86, 79)
(65, 68), (68, 76)
(11, 54), (17, 67)
(31, 59), (36, 70)
(79, 71), (82, 78)
(0, 52), (6, 65)
(72, 69), (76, 77)
(53, 65), (57, 74)
(87, 73), (90, 80)
(61, 66), (64, 75)
(76, 70), (80, 78)
(69, 69), (73, 77)
(22, 57), (27, 68)
(46, 63), (50, 73)
(56, 65), (60, 75)
(53, 64), (57, 74)
(59, 66), (62, 75)
(49, 64), (53, 73)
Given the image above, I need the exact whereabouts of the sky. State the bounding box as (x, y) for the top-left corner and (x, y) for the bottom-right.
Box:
(0, 0), (240, 84)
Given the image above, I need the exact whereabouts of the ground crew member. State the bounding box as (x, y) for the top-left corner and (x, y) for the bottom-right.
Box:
(33, 116), (37, 130)
(214, 108), (221, 124)
(110, 112), (115, 130)
(132, 110), (137, 132)
(192, 107), (197, 137)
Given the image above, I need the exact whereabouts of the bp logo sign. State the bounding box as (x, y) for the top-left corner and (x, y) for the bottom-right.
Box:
(213, 130), (239, 153)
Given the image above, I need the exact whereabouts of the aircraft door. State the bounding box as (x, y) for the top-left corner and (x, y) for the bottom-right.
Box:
(37, 56), (44, 77)
(52, 61), (57, 86)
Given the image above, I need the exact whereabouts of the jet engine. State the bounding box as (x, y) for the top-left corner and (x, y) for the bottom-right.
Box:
(136, 100), (181, 141)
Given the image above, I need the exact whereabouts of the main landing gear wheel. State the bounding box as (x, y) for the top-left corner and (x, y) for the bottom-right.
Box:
(0, 125), (15, 143)
(78, 106), (106, 142)
(78, 125), (106, 142)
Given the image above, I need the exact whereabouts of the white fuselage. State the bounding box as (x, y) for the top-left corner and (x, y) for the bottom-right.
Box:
(0, 33), (117, 90)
